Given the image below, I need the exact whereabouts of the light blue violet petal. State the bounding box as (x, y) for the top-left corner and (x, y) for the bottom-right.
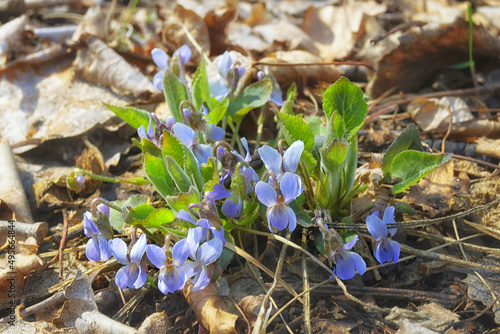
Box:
(86, 237), (100, 262)
(340, 235), (359, 252)
(133, 265), (147, 288)
(192, 143), (213, 165)
(280, 172), (302, 204)
(383, 206), (398, 237)
(172, 239), (190, 266)
(97, 234), (111, 261)
(175, 44), (192, 66)
(153, 71), (164, 91)
(255, 181), (278, 207)
(282, 140), (304, 173)
(177, 210), (196, 225)
(130, 233), (147, 264)
(146, 244), (166, 269)
(285, 206), (297, 232)
(258, 145), (282, 175)
(366, 214), (387, 242)
(267, 205), (289, 232)
(218, 51), (232, 77)
(114, 266), (130, 289)
(151, 48), (169, 69)
(197, 237), (223, 265)
(108, 238), (130, 265)
(206, 124), (225, 141)
(172, 123), (197, 148)
(83, 212), (100, 237)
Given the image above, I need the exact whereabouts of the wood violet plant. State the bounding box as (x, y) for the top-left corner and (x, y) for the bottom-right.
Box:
(75, 46), (452, 297)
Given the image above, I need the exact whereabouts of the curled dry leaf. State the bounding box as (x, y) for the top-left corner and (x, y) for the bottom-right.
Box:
(302, 1), (387, 60)
(257, 50), (343, 90)
(366, 18), (500, 97)
(75, 137), (105, 195)
(159, 4), (211, 62)
(476, 137), (500, 159)
(238, 294), (264, 326)
(402, 162), (470, 217)
(183, 281), (239, 334)
(0, 249), (43, 306)
(408, 96), (500, 140)
(0, 141), (34, 224)
(73, 36), (157, 98)
(469, 177), (500, 229)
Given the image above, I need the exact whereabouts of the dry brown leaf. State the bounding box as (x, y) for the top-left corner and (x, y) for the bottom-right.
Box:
(469, 177), (500, 230)
(257, 50), (343, 90)
(73, 36), (156, 98)
(408, 97), (473, 133)
(244, 2), (268, 27)
(403, 162), (470, 217)
(204, 6), (236, 56)
(302, 1), (387, 60)
(476, 137), (500, 159)
(0, 141), (34, 224)
(238, 294), (264, 326)
(183, 281), (239, 334)
(0, 251), (43, 306)
(464, 273), (500, 325)
(366, 18), (500, 98)
(160, 4), (211, 62)
(226, 22), (269, 53)
(137, 311), (171, 334)
(75, 138), (105, 195)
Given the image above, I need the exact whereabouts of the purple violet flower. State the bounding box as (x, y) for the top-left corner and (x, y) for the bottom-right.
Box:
(366, 206), (401, 265)
(138, 114), (156, 144)
(255, 172), (303, 232)
(152, 45), (192, 91)
(75, 174), (85, 192)
(108, 233), (148, 289)
(258, 141), (304, 183)
(146, 239), (194, 294)
(331, 236), (367, 280)
(172, 123), (212, 166)
(208, 51), (246, 101)
(83, 204), (112, 262)
(257, 70), (283, 107)
(186, 232), (224, 291)
(177, 210), (225, 244)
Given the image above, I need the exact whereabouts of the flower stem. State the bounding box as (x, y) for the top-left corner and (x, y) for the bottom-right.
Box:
(75, 168), (150, 185)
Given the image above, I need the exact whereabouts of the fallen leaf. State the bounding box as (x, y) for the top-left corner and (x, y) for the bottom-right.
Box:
(0, 141), (34, 223)
(403, 162), (470, 217)
(183, 281), (240, 334)
(366, 18), (500, 98)
(73, 35), (157, 98)
(257, 50), (343, 91)
(302, 1), (387, 60)
(464, 273), (500, 325)
(138, 311), (171, 334)
(476, 137), (500, 159)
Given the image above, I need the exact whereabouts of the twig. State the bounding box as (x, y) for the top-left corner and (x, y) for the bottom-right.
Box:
(443, 293), (500, 331)
(301, 229), (311, 334)
(58, 209), (69, 280)
(0, 291), (66, 324)
(452, 154), (500, 171)
(252, 231), (291, 334)
(253, 60), (376, 72)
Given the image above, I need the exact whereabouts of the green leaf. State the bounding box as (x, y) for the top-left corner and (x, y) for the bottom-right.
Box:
(129, 207), (175, 229)
(162, 130), (184, 165)
(143, 153), (173, 199)
(183, 145), (204, 191)
(165, 156), (192, 193)
(342, 135), (358, 195)
(286, 83), (297, 102)
(192, 58), (211, 110)
(126, 203), (155, 222)
(319, 139), (348, 176)
(208, 98), (229, 125)
(305, 116), (325, 136)
(166, 186), (200, 213)
(382, 124), (423, 181)
(103, 103), (150, 130)
(108, 195), (149, 233)
(391, 150), (452, 194)
(278, 112), (315, 151)
(228, 79), (273, 121)
(141, 137), (161, 157)
(162, 68), (188, 122)
(323, 77), (367, 139)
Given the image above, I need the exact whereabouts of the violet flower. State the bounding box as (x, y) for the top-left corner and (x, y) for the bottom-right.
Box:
(146, 239), (194, 294)
(186, 231), (224, 291)
(258, 140), (304, 185)
(172, 123), (212, 166)
(84, 204), (112, 262)
(208, 51), (246, 101)
(152, 45), (192, 91)
(366, 206), (401, 265)
(108, 233), (148, 289)
(177, 210), (225, 244)
(257, 70), (283, 107)
(255, 172), (303, 232)
(331, 236), (367, 280)
(138, 114), (156, 144)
